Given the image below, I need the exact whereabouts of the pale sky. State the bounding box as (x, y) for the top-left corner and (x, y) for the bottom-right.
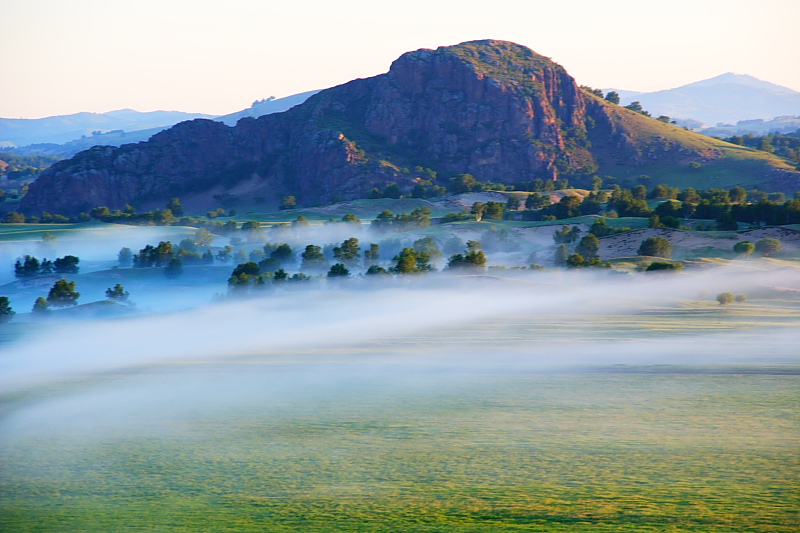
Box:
(2, 0), (798, 118)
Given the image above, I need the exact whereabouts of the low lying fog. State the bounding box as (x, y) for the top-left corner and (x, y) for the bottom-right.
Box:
(3, 263), (799, 393)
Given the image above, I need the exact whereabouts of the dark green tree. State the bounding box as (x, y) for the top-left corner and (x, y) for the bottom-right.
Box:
(605, 91), (620, 104)
(364, 243), (380, 265)
(32, 296), (50, 314)
(327, 263), (350, 278)
(47, 279), (80, 307)
(270, 243), (294, 265)
(392, 248), (433, 274)
(554, 244), (568, 265)
(412, 236), (442, 262)
(371, 210), (395, 231)
(717, 292), (735, 306)
(448, 174), (478, 194)
(105, 284), (130, 302)
(0, 296), (14, 323)
(53, 255), (80, 274)
(333, 238), (360, 265)
(383, 184), (401, 199)
(167, 198), (184, 216)
(733, 241), (755, 256)
(118, 247), (133, 267)
(575, 234), (600, 260)
(342, 213), (361, 225)
(365, 265), (389, 275)
(755, 238), (781, 256)
(645, 261), (683, 272)
(164, 258), (183, 279)
(638, 237), (673, 258)
(301, 244), (326, 270)
(14, 255), (40, 278)
(446, 241), (487, 270)
(280, 196), (297, 210)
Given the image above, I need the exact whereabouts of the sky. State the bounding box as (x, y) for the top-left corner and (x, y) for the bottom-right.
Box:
(2, 0), (799, 119)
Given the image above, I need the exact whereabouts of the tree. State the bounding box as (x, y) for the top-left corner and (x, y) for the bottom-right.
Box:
(167, 198), (184, 217)
(47, 279), (80, 307)
(327, 263), (350, 278)
(471, 202), (486, 222)
(446, 241), (487, 270)
(733, 241), (755, 256)
(105, 284), (130, 302)
(90, 206), (111, 220)
(645, 261), (683, 272)
(575, 234), (600, 260)
(270, 243), (294, 265)
(605, 91), (620, 104)
(755, 238), (781, 256)
(0, 296), (15, 323)
(383, 184), (401, 199)
(39, 259), (54, 275)
(364, 243), (380, 265)
(53, 255), (80, 274)
(554, 244), (568, 265)
(301, 244), (326, 270)
(392, 248), (433, 274)
(333, 238), (360, 265)
(729, 186), (747, 204)
(280, 196), (297, 210)
(118, 247), (133, 267)
(553, 225), (580, 244)
(371, 210), (395, 231)
(716, 292), (735, 306)
(366, 265), (389, 275)
(32, 296), (50, 314)
(412, 236), (442, 262)
(195, 228), (214, 247)
(565, 253), (585, 268)
(342, 213), (361, 225)
(292, 215), (310, 229)
(14, 255), (40, 278)
(448, 174), (478, 194)
(624, 101), (650, 116)
(638, 237), (673, 258)
(241, 220), (265, 242)
(273, 268), (289, 282)
(164, 258), (183, 279)
(482, 201), (505, 220)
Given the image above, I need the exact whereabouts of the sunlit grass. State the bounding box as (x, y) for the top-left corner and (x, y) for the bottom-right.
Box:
(1, 369), (797, 533)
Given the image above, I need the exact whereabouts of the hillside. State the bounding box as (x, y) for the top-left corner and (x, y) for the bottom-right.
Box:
(614, 73), (800, 126)
(19, 40), (800, 217)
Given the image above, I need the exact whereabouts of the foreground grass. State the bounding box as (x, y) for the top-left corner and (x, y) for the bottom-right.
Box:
(1, 368), (798, 532)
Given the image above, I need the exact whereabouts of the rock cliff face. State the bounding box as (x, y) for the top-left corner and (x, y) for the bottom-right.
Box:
(18, 40), (798, 216)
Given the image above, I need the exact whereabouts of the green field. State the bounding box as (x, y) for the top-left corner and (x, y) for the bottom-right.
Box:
(2, 289), (799, 532)
(1, 369), (797, 532)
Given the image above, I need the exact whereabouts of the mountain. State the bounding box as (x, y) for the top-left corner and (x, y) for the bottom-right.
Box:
(19, 40), (800, 216)
(3, 92), (322, 159)
(215, 91), (320, 126)
(612, 73), (800, 126)
(0, 109), (216, 147)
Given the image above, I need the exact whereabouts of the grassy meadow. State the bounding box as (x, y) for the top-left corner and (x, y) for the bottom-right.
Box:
(1, 287), (799, 532)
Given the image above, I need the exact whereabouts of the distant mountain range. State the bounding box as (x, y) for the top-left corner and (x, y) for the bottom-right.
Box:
(608, 73), (800, 127)
(19, 40), (799, 216)
(0, 109), (215, 147)
(0, 93), (320, 158)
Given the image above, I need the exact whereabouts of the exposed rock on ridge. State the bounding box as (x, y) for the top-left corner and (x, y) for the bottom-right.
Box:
(19, 40), (799, 216)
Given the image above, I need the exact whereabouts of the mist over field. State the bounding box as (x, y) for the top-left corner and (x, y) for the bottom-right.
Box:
(3, 263), (799, 393)
(2, 221), (799, 533)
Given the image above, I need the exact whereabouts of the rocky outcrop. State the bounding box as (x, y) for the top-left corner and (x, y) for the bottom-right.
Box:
(19, 40), (799, 216)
